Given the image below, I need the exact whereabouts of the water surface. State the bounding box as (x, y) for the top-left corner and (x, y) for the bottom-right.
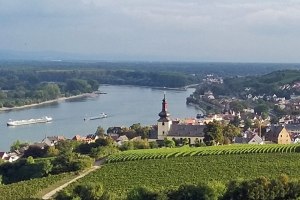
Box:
(0, 85), (201, 151)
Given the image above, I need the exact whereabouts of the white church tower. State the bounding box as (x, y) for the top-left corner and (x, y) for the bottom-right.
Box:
(157, 94), (172, 140)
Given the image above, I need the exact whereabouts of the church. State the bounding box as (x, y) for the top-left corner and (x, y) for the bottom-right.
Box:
(149, 94), (206, 145)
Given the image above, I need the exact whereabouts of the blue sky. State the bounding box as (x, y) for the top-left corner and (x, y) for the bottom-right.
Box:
(1, 0), (300, 62)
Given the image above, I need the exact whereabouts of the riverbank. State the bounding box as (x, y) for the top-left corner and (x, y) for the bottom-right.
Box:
(187, 102), (207, 115)
(0, 93), (95, 112)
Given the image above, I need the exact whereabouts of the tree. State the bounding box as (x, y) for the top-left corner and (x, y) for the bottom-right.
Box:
(230, 116), (241, 127)
(95, 126), (105, 137)
(127, 187), (161, 200)
(95, 137), (115, 147)
(74, 183), (104, 200)
(164, 138), (175, 148)
(23, 145), (46, 158)
(10, 140), (28, 152)
(229, 101), (247, 113)
(149, 141), (159, 149)
(45, 146), (60, 157)
(182, 138), (189, 145)
(90, 146), (119, 160)
(26, 156), (35, 164)
(203, 121), (224, 146)
(223, 124), (241, 144)
(243, 118), (252, 131)
(254, 104), (269, 115)
(167, 183), (217, 200)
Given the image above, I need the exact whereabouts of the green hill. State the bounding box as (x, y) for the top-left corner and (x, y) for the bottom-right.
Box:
(223, 69), (300, 97)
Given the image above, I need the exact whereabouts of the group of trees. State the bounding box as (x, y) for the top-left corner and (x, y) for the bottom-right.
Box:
(203, 121), (241, 145)
(56, 175), (300, 200)
(0, 64), (201, 108)
(0, 139), (96, 184)
(0, 78), (99, 108)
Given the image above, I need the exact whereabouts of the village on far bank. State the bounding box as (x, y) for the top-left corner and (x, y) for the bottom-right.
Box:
(1, 88), (300, 163)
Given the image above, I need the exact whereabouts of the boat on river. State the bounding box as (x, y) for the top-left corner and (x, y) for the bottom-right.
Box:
(7, 116), (53, 126)
(84, 113), (107, 121)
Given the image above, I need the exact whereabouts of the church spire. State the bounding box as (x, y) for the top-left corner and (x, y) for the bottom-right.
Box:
(158, 93), (170, 119)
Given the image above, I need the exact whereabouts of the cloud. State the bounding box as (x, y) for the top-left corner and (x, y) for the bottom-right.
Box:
(0, 0), (300, 62)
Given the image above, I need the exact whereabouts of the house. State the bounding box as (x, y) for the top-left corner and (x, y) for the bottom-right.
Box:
(116, 135), (129, 146)
(72, 135), (96, 144)
(234, 134), (264, 145)
(265, 125), (291, 144)
(0, 152), (8, 160)
(42, 136), (65, 146)
(0, 152), (20, 162)
(4, 152), (19, 162)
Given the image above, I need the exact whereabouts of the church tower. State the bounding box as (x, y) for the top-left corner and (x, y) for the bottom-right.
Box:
(157, 94), (172, 140)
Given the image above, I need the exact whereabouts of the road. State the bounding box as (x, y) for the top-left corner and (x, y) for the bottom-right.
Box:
(42, 159), (105, 200)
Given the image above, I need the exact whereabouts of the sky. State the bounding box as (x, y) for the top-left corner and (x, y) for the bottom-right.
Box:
(1, 0), (300, 62)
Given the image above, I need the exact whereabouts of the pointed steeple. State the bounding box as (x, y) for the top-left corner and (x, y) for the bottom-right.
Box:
(158, 93), (170, 120)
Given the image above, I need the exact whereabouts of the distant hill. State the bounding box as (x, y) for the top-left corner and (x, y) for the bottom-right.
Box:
(219, 69), (300, 97)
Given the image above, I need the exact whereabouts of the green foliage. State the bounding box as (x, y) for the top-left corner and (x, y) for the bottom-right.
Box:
(91, 146), (119, 160)
(0, 173), (73, 200)
(45, 146), (60, 157)
(149, 141), (159, 149)
(119, 124), (151, 140)
(95, 126), (105, 137)
(167, 183), (218, 200)
(127, 187), (162, 200)
(0, 158), (53, 184)
(52, 152), (94, 174)
(222, 175), (300, 200)
(65, 79), (93, 95)
(164, 138), (175, 148)
(23, 145), (47, 158)
(229, 101), (247, 113)
(203, 121), (224, 145)
(56, 183), (115, 200)
(10, 140), (28, 152)
(254, 104), (269, 115)
(56, 140), (81, 154)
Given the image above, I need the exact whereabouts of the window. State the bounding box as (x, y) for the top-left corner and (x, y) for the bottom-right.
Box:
(163, 131), (165, 135)
(162, 122), (165, 125)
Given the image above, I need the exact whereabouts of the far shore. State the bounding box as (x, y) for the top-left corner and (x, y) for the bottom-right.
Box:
(0, 93), (95, 112)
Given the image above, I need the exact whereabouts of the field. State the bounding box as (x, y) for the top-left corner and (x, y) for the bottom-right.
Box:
(106, 144), (300, 163)
(0, 173), (74, 200)
(66, 145), (300, 198)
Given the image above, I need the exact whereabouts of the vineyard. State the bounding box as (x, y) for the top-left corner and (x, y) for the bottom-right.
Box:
(0, 173), (74, 200)
(67, 152), (300, 198)
(106, 144), (300, 163)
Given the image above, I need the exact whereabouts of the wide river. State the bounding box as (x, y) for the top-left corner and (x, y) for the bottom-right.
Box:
(0, 85), (202, 151)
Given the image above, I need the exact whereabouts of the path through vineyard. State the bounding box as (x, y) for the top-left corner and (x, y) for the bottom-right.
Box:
(42, 159), (105, 200)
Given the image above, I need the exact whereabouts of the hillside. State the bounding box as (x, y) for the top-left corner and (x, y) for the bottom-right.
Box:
(223, 69), (300, 97)
(64, 145), (300, 198)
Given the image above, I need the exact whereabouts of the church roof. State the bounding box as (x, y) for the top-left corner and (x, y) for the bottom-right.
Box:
(168, 124), (205, 137)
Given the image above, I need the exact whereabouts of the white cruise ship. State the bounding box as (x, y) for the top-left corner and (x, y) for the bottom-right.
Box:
(7, 116), (53, 126)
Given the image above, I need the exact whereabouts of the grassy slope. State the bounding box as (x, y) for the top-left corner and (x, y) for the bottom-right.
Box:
(67, 153), (300, 198)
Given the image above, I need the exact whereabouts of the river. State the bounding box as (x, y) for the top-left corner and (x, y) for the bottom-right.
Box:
(0, 85), (202, 151)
